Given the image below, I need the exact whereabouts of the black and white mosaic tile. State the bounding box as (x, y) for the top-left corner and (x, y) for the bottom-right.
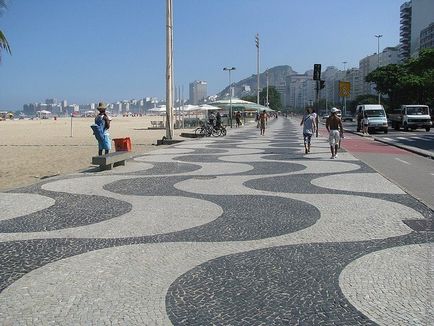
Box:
(0, 117), (432, 325)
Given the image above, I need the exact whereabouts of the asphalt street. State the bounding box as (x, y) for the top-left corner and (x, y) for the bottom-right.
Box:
(0, 117), (433, 325)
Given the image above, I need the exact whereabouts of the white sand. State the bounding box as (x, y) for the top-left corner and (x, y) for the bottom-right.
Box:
(0, 116), (195, 191)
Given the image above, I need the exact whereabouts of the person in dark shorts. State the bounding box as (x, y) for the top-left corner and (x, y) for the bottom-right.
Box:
(300, 107), (316, 154)
(259, 110), (267, 135)
(235, 111), (242, 127)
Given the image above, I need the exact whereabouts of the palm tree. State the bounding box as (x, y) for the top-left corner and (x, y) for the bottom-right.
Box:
(0, 0), (11, 62)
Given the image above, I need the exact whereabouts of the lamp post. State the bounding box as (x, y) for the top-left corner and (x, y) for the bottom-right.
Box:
(342, 61), (347, 115)
(223, 67), (236, 128)
(375, 34), (383, 104)
(266, 69), (269, 107)
(165, 0), (174, 139)
(255, 33), (260, 105)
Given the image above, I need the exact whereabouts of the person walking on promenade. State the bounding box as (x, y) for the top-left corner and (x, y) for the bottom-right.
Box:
(259, 110), (267, 135)
(208, 111), (216, 127)
(216, 111), (222, 129)
(235, 111), (242, 127)
(300, 107), (316, 154)
(93, 102), (111, 156)
(326, 107), (343, 159)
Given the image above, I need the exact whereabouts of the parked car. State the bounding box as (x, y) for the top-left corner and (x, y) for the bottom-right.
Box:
(389, 105), (431, 132)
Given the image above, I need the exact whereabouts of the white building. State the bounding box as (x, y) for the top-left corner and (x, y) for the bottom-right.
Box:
(399, 0), (434, 60)
(358, 46), (399, 96)
(285, 74), (312, 110)
(189, 80), (207, 105)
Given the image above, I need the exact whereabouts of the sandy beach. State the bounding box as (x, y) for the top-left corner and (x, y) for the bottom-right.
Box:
(0, 116), (195, 191)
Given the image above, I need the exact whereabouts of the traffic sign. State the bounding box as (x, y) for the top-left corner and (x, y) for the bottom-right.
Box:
(339, 81), (351, 97)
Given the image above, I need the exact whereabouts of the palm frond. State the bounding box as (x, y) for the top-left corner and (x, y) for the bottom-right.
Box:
(0, 30), (11, 54)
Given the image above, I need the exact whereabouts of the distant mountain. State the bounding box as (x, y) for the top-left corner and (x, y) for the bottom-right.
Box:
(217, 65), (297, 99)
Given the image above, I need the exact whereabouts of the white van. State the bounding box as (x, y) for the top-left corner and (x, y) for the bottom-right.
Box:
(356, 104), (388, 134)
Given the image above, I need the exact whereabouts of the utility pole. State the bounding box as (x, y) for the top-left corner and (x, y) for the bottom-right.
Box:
(256, 33), (260, 105)
(165, 0), (174, 139)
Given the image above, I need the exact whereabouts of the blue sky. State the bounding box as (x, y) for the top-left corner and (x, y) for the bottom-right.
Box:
(0, 0), (404, 110)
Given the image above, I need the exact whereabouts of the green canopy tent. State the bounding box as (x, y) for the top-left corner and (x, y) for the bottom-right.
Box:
(210, 98), (273, 112)
(210, 99), (274, 125)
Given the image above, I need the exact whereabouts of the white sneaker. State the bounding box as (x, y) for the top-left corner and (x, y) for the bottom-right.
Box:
(330, 155), (335, 159)
(334, 154), (338, 159)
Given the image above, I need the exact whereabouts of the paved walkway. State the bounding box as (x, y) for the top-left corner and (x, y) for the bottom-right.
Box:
(0, 117), (433, 325)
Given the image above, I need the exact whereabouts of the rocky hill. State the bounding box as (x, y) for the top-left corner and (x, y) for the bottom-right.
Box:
(217, 65), (297, 99)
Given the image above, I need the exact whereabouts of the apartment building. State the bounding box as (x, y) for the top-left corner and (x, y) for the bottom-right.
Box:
(189, 80), (207, 105)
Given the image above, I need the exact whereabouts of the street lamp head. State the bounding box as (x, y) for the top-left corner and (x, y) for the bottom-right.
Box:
(223, 67), (236, 71)
(374, 34), (383, 38)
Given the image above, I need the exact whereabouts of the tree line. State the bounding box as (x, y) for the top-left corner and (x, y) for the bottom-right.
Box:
(366, 48), (434, 111)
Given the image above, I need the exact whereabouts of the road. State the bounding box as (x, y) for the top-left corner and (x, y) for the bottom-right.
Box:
(338, 127), (434, 211)
(342, 120), (434, 155)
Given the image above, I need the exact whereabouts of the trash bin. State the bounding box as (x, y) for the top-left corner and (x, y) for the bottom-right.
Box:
(113, 137), (132, 152)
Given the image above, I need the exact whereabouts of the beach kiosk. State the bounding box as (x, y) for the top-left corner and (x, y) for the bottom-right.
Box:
(36, 110), (52, 119)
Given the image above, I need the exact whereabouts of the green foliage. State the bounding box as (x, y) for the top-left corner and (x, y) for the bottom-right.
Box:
(366, 49), (434, 108)
(0, 0), (11, 62)
(259, 86), (282, 111)
(241, 86), (282, 111)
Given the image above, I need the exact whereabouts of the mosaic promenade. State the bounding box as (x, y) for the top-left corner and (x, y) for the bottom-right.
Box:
(0, 117), (433, 325)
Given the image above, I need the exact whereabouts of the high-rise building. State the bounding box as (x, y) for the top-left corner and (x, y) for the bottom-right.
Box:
(410, 0), (434, 57)
(45, 98), (57, 105)
(359, 46), (399, 96)
(189, 80), (207, 105)
(420, 22), (434, 50)
(400, 1), (412, 62)
(399, 0), (434, 61)
(285, 73), (313, 110)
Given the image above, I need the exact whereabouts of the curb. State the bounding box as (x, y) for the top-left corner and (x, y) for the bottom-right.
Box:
(343, 127), (434, 160)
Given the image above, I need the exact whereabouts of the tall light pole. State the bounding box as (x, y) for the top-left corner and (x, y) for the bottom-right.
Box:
(223, 67), (236, 128)
(342, 61), (347, 115)
(375, 34), (383, 104)
(266, 68), (269, 107)
(165, 0), (174, 139)
(255, 33), (260, 105)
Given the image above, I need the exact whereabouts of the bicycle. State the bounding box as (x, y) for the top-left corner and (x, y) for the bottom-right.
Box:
(194, 123), (226, 137)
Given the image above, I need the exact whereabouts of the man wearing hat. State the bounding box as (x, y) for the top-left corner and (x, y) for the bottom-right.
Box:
(94, 102), (111, 155)
(326, 107), (343, 159)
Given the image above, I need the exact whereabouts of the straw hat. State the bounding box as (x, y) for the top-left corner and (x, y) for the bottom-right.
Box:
(97, 102), (107, 110)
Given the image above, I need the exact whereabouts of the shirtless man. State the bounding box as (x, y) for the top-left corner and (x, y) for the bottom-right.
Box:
(326, 107), (344, 159)
(259, 110), (268, 135)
